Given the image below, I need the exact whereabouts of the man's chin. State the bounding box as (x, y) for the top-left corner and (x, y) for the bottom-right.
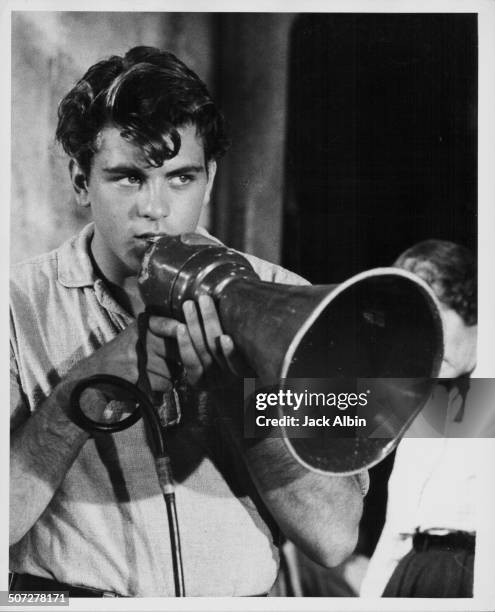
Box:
(128, 242), (153, 270)
(438, 361), (463, 379)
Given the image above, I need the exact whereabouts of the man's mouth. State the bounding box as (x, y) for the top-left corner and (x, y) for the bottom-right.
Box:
(135, 233), (168, 244)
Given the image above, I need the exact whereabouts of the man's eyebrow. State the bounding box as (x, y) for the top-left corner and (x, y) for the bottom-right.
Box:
(101, 164), (206, 176)
(165, 164), (205, 177)
(101, 164), (145, 174)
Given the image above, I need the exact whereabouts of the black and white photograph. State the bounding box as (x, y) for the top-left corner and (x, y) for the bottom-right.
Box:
(5, 2), (495, 610)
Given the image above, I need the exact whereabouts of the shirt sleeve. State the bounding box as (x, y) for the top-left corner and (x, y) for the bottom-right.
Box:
(360, 523), (412, 596)
(241, 252), (310, 286)
(10, 342), (30, 431)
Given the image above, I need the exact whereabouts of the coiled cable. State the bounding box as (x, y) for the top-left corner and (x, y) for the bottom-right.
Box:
(67, 312), (186, 596)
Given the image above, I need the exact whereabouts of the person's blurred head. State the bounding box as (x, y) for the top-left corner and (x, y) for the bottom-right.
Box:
(394, 240), (477, 377)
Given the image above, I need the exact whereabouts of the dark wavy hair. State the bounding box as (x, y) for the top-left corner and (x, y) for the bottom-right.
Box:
(394, 239), (477, 326)
(56, 46), (230, 175)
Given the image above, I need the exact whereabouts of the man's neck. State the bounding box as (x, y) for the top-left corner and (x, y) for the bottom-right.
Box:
(89, 245), (145, 318)
(105, 277), (145, 318)
(120, 277), (146, 318)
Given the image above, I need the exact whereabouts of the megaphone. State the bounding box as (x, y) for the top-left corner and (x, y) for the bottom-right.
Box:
(138, 232), (443, 474)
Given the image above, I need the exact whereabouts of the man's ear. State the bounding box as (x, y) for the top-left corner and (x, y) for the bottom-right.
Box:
(69, 159), (91, 207)
(203, 160), (217, 206)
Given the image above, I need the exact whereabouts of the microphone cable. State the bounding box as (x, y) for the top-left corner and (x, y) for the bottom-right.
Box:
(67, 311), (186, 597)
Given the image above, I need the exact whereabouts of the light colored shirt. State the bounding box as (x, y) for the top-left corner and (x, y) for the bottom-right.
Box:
(10, 223), (310, 596)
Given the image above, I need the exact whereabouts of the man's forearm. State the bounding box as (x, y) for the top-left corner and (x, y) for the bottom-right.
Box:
(10, 378), (91, 546)
(219, 409), (364, 567)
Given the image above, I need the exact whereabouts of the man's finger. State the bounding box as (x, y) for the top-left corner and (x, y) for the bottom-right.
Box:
(219, 335), (249, 378)
(176, 323), (204, 385)
(198, 295), (224, 361)
(182, 300), (213, 369)
(146, 331), (181, 363)
(148, 316), (180, 337)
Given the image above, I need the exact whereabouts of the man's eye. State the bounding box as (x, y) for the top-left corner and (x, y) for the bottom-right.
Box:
(170, 175), (193, 187)
(117, 175), (142, 186)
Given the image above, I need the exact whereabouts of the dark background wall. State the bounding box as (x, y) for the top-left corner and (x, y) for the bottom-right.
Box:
(280, 15), (477, 555)
(283, 13), (477, 283)
(11, 11), (478, 558)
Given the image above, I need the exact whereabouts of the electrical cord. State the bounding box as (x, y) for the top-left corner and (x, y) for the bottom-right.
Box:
(67, 312), (186, 597)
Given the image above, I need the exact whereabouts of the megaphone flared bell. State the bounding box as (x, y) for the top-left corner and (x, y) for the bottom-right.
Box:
(138, 233), (443, 474)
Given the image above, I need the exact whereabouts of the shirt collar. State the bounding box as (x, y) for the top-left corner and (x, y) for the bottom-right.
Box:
(56, 223), (222, 289)
(57, 222), (98, 288)
(56, 223), (133, 319)
(195, 225), (223, 244)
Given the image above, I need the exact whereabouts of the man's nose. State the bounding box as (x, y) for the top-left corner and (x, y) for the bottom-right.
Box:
(138, 183), (170, 219)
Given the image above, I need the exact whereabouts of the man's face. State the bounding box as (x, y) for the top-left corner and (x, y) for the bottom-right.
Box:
(72, 123), (216, 285)
(438, 304), (477, 378)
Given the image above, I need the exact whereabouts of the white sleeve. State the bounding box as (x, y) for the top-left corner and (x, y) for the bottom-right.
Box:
(360, 523), (412, 596)
(360, 440), (421, 596)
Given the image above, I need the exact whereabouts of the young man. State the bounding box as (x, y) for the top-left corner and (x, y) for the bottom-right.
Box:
(10, 46), (368, 597)
(361, 240), (477, 598)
